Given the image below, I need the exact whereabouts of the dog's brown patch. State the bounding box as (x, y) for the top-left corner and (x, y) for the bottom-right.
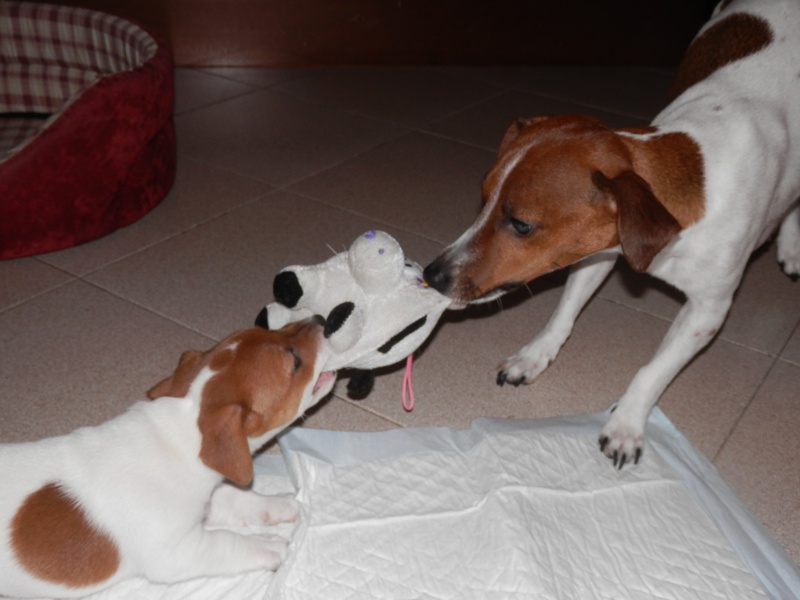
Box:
(12, 483), (120, 588)
(197, 325), (319, 485)
(669, 12), (773, 100)
(622, 131), (706, 227)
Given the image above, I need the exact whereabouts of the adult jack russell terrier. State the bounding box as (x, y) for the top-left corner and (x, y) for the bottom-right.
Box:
(424, 0), (800, 468)
(0, 320), (336, 598)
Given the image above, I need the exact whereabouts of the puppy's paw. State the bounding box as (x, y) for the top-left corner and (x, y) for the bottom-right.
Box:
(598, 412), (645, 469)
(208, 486), (299, 529)
(257, 496), (300, 526)
(252, 534), (289, 571)
(497, 341), (559, 387)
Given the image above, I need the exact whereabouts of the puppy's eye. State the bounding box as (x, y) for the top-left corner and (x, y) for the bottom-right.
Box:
(287, 347), (301, 372)
(509, 217), (534, 236)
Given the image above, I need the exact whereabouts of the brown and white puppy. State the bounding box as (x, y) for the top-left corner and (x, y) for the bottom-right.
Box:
(0, 320), (336, 598)
(424, 0), (800, 467)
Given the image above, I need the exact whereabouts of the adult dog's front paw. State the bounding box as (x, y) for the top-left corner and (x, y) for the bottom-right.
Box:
(598, 411), (646, 469)
(777, 209), (800, 281)
(497, 342), (559, 387)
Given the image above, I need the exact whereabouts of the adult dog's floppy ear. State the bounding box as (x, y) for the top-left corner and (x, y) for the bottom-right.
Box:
(147, 350), (204, 400)
(593, 170), (681, 273)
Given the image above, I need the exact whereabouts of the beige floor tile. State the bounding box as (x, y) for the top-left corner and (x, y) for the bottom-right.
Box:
(197, 67), (317, 88)
(37, 157), (274, 276)
(289, 132), (495, 245)
(515, 67), (676, 120)
(0, 281), (213, 443)
(175, 89), (406, 187)
(599, 244), (800, 356)
(0, 258), (73, 312)
(85, 190), (444, 341)
(782, 326), (800, 365)
(425, 90), (648, 151)
(714, 360), (800, 565)
(174, 68), (259, 115)
(269, 67), (502, 127)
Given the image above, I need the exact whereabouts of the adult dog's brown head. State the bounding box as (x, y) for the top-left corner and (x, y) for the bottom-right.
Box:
(423, 114), (699, 304)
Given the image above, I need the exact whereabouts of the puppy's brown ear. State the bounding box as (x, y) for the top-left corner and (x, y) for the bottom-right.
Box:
(198, 404), (262, 485)
(593, 170), (681, 273)
(146, 350), (204, 400)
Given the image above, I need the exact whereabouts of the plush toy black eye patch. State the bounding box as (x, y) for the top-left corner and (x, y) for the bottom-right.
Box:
(273, 271), (304, 308)
(377, 316), (428, 354)
(325, 302), (355, 339)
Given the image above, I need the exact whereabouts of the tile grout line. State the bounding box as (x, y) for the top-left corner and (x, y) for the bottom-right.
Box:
(74, 278), (221, 344)
(712, 316), (800, 462)
(597, 295), (785, 359)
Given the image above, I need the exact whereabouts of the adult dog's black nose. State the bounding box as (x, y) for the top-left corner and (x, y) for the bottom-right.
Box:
(423, 257), (452, 294)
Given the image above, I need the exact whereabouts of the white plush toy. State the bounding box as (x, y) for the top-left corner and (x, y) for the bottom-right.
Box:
(256, 231), (452, 398)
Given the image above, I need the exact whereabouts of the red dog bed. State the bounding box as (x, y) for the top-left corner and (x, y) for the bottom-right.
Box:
(0, 1), (175, 260)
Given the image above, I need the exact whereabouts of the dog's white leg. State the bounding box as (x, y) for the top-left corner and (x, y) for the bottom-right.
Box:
(599, 294), (732, 467)
(147, 526), (288, 583)
(777, 202), (800, 280)
(498, 251), (617, 386)
(207, 484), (299, 529)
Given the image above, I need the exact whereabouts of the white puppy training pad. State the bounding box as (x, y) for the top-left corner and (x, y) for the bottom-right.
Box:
(79, 409), (798, 600)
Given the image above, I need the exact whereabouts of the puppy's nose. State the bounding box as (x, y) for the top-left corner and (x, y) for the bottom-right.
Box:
(423, 257), (452, 294)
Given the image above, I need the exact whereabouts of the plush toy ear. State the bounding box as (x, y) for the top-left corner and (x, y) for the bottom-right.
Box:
(592, 170), (681, 273)
(347, 369), (375, 399)
(254, 306), (270, 329)
(273, 270), (304, 308)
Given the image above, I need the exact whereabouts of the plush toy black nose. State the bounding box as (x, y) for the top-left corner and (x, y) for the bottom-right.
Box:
(422, 257), (452, 294)
(273, 271), (303, 308)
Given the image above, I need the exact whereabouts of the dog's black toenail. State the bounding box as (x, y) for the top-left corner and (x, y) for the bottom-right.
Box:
(599, 436), (609, 451)
(634, 448), (642, 465)
(497, 371), (507, 386)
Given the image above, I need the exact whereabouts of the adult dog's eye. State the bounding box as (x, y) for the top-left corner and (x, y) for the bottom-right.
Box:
(509, 217), (534, 236)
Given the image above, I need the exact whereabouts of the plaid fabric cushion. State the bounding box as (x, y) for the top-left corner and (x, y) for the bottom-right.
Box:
(0, 1), (157, 113)
(0, 114), (49, 159)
